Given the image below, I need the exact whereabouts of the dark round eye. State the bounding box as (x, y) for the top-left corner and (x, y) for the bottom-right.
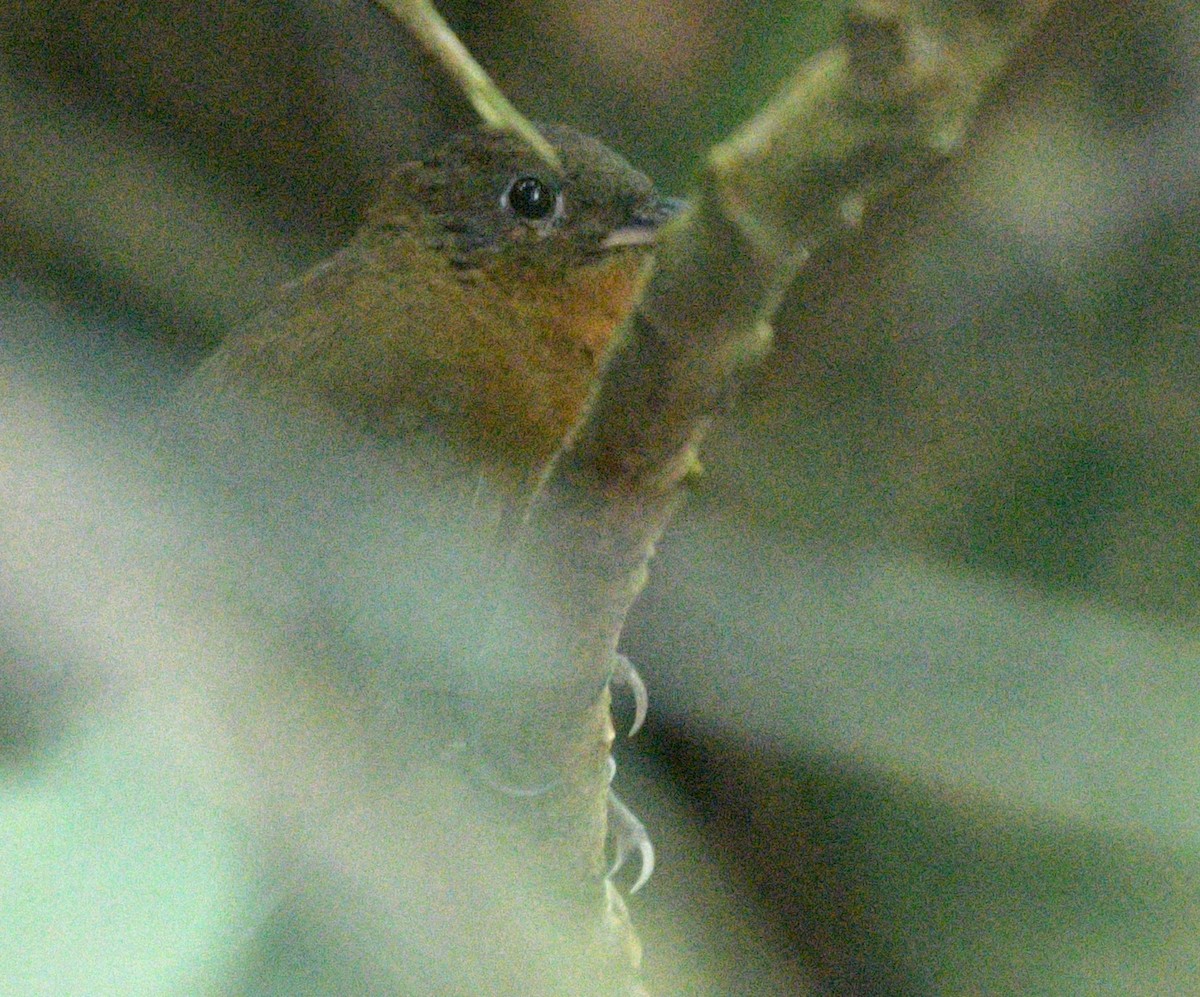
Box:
(504, 175), (559, 221)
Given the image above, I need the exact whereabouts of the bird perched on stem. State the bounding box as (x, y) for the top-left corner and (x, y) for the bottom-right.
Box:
(171, 118), (677, 889)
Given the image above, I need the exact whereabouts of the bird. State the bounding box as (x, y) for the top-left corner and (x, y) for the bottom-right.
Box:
(169, 122), (676, 888)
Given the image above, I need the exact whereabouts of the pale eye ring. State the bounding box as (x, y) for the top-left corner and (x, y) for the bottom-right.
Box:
(501, 175), (563, 223)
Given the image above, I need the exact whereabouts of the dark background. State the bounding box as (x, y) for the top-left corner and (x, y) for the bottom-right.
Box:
(2, 1), (1199, 993)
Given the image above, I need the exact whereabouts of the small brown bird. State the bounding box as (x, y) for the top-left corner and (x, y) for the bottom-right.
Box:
(189, 123), (680, 517)
(172, 122), (672, 896)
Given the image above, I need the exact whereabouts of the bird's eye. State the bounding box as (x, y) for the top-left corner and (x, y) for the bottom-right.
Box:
(503, 175), (561, 222)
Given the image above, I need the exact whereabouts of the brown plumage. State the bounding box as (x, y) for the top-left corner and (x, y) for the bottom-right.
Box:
(189, 123), (679, 504)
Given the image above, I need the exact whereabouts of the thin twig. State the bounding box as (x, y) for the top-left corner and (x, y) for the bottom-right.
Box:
(370, 0), (559, 169)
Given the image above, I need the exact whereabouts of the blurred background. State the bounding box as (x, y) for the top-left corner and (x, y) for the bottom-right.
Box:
(2, 0), (1200, 993)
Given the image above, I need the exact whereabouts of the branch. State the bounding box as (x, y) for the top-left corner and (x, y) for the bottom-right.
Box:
(481, 0), (1061, 972)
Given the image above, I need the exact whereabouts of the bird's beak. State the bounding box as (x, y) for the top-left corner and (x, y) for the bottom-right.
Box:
(601, 196), (689, 249)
